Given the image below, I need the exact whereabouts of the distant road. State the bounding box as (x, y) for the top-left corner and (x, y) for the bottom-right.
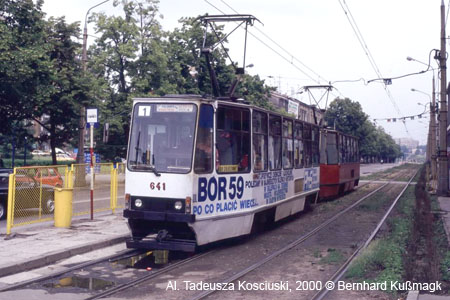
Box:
(360, 162), (401, 176)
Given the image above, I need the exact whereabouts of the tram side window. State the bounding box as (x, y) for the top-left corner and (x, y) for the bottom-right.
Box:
(347, 136), (351, 163)
(339, 134), (344, 163)
(216, 106), (250, 173)
(346, 137), (350, 163)
(269, 115), (282, 170)
(282, 119), (294, 169)
(350, 138), (356, 162)
(326, 132), (338, 164)
(312, 126), (320, 166)
(356, 139), (360, 162)
(253, 111), (268, 172)
(194, 104), (214, 173)
(294, 122), (304, 168)
(303, 123), (312, 168)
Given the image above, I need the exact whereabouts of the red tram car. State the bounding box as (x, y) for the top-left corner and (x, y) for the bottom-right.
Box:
(319, 129), (360, 199)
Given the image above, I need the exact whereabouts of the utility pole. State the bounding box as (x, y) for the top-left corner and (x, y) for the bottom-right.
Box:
(76, 0), (110, 186)
(431, 75), (437, 188)
(438, 0), (448, 195)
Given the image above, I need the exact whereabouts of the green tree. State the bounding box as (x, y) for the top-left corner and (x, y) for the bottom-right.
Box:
(164, 17), (272, 104)
(0, 0), (49, 134)
(325, 98), (401, 161)
(89, 0), (165, 160)
(164, 16), (235, 96)
(33, 17), (91, 164)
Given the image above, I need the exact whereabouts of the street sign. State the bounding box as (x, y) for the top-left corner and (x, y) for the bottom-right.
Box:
(86, 108), (98, 124)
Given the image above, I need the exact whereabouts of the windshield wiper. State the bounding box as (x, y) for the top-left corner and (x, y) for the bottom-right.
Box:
(130, 164), (161, 176)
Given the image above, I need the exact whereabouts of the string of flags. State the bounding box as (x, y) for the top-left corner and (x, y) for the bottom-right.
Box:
(373, 112), (428, 124)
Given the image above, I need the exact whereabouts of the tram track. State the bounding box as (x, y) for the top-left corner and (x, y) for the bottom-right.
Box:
(0, 167), (417, 300)
(79, 168), (416, 299)
(310, 168), (418, 300)
(0, 248), (143, 293)
(85, 251), (212, 300)
(187, 167), (418, 300)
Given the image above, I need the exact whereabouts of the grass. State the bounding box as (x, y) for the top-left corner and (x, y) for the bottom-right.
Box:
(357, 191), (392, 212)
(320, 248), (345, 265)
(345, 185), (416, 293)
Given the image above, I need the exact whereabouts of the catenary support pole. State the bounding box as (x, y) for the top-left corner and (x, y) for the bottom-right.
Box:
(438, 0), (448, 195)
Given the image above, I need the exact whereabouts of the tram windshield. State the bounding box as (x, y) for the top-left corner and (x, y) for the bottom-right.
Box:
(128, 103), (197, 174)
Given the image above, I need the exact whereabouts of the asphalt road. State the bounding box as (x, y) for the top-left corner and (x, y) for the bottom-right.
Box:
(360, 162), (402, 176)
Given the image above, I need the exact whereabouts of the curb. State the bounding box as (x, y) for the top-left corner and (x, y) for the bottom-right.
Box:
(0, 234), (129, 278)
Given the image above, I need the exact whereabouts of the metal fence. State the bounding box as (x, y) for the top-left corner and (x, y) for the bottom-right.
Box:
(6, 163), (125, 234)
(6, 165), (69, 232)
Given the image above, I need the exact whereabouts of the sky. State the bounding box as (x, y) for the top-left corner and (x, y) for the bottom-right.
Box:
(40, 0), (445, 145)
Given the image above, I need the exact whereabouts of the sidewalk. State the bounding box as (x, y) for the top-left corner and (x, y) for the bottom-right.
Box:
(438, 197), (450, 247)
(0, 213), (129, 278)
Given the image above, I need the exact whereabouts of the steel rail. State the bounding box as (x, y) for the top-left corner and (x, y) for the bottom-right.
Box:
(85, 250), (213, 300)
(189, 179), (397, 300)
(86, 180), (386, 299)
(310, 168), (419, 300)
(0, 249), (143, 292)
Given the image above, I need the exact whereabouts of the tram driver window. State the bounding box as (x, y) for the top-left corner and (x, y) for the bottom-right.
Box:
(216, 106), (250, 173)
(194, 104), (214, 173)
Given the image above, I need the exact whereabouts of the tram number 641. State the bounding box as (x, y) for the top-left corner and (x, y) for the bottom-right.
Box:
(150, 182), (166, 191)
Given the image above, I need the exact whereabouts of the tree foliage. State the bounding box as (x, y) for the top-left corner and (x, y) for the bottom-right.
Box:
(0, 0), (48, 133)
(1, 0), (401, 164)
(325, 98), (402, 162)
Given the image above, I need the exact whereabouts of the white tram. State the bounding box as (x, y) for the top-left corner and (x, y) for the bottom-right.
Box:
(124, 95), (320, 251)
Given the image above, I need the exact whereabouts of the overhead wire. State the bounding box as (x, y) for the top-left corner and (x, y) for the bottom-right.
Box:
(204, 0), (323, 85)
(337, 0), (410, 136)
(205, 0), (345, 101)
(219, 0), (329, 85)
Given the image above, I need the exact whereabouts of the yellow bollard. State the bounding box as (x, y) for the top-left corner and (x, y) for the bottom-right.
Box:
(54, 188), (73, 228)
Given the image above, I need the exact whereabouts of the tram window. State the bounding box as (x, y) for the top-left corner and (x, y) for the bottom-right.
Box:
(253, 111), (268, 172)
(326, 132), (338, 165)
(216, 106), (250, 173)
(339, 134), (344, 163)
(303, 123), (312, 168)
(269, 115), (282, 170)
(282, 119), (294, 169)
(356, 140), (359, 162)
(344, 136), (350, 163)
(312, 126), (320, 166)
(194, 104), (214, 173)
(128, 103), (197, 174)
(294, 121), (304, 168)
(320, 130), (327, 164)
(351, 138), (355, 162)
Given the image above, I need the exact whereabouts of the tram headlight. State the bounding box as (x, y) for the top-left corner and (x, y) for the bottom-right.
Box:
(174, 201), (183, 211)
(135, 199), (143, 208)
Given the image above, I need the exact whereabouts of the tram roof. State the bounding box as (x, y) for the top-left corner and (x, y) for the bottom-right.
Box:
(132, 94), (321, 125)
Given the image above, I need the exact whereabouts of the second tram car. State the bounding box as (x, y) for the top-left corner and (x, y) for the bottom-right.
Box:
(319, 129), (360, 199)
(124, 95), (321, 251)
